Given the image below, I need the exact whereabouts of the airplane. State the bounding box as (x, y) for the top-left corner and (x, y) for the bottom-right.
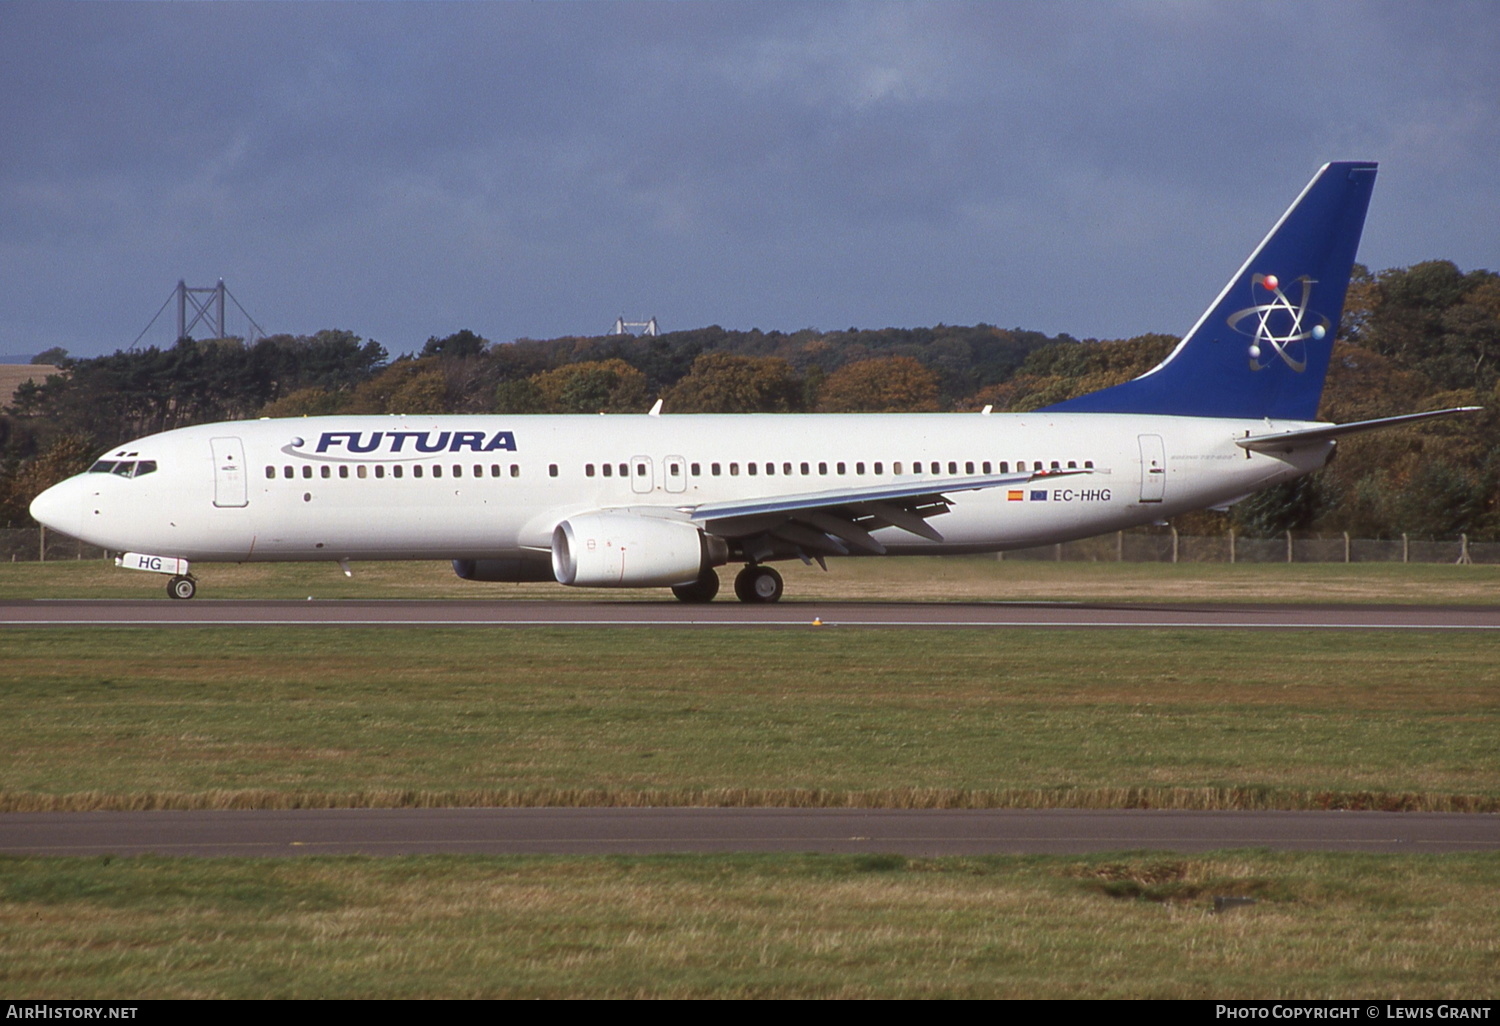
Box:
(29, 161), (1478, 603)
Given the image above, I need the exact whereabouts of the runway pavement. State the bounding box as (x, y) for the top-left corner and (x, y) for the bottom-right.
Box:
(6, 598), (1500, 629)
(3, 808), (1496, 857)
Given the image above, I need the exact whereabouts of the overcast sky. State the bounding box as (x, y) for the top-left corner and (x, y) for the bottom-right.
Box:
(2, 1), (1497, 360)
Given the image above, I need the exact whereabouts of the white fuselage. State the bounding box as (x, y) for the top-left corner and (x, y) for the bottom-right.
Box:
(36, 412), (1330, 566)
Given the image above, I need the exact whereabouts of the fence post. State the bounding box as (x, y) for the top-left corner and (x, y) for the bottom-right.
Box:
(1054, 542), (1063, 562)
(38, 525), (45, 562)
(1402, 533), (1409, 564)
(1171, 526), (1179, 564)
(1286, 530), (1293, 563)
(1344, 531), (1351, 564)
(1116, 531), (1123, 562)
(1229, 529), (1236, 565)
(1458, 533), (1472, 565)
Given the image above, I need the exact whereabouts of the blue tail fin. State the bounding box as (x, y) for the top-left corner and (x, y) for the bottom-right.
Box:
(1042, 161), (1377, 421)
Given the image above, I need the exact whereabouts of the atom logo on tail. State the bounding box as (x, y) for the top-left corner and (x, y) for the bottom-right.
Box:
(1226, 273), (1331, 372)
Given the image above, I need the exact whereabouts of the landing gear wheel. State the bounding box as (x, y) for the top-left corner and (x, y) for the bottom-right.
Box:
(671, 568), (721, 604)
(734, 565), (783, 604)
(167, 575), (196, 601)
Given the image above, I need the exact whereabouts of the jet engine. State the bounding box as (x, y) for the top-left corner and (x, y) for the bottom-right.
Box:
(551, 513), (720, 587)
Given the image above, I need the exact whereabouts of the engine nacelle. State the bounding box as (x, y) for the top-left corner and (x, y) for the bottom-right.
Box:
(451, 557), (555, 582)
(551, 513), (710, 587)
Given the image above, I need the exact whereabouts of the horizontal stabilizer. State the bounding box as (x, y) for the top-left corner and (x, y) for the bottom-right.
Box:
(1236, 407), (1481, 453)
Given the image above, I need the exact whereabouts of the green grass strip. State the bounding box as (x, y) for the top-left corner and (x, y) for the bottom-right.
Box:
(2, 851), (1497, 998)
(3, 627), (1496, 808)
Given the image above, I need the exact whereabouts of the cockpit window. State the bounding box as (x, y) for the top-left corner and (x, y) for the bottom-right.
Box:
(90, 459), (156, 478)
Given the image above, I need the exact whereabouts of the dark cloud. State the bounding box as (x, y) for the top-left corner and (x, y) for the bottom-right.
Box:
(1, 1), (1496, 357)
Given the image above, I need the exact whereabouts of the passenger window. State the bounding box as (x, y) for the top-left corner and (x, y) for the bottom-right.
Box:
(748, 463), (757, 476)
(711, 463), (721, 476)
(998, 462), (1007, 473)
(800, 462), (810, 475)
(375, 465), (385, 479)
(691, 463), (701, 476)
(730, 463), (739, 476)
(874, 462), (883, 475)
(965, 462), (974, 475)
(412, 465), (422, 479)
(818, 462), (827, 475)
(321, 466), (331, 479)
(837, 462), (846, 475)
(283, 466), (293, 479)
(763, 463), (772, 476)
(265, 466), (274, 479)
(855, 462), (865, 475)
(669, 463), (681, 477)
(340, 466), (350, 479)
(618, 464), (627, 477)
(982, 461), (992, 474)
(949, 462), (958, 475)
(1051, 461), (1060, 470)
(474, 465), (482, 477)
(586, 464), (596, 477)
(550, 464), (559, 478)
(783, 462), (792, 476)
(1068, 461), (1077, 469)
(602, 464), (612, 477)
(894, 462), (903, 475)
(511, 465), (521, 478)
(302, 466), (312, 479)
(357, 465), (368, 479)
(393, 465), (403, 479)
(433, 466), (442, 479)
(1084, 460), (1094, 469)
(491, 465), (500, 477)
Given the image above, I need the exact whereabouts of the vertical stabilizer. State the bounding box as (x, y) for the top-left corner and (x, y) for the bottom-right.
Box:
(1043, 162), (1377, 420)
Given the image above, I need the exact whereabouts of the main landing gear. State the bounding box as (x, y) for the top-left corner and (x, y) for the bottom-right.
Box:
(669, 565), (785, 604)
(166, 574), (197, 600)
(733, 564), (783, 604)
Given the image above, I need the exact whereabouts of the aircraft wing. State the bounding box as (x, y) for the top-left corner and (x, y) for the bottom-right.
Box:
(687, 468), (1089, 555)
(1236, 407), (1481, 454)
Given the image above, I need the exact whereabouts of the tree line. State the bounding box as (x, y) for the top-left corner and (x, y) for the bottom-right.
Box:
(4, 261), (1497, 540)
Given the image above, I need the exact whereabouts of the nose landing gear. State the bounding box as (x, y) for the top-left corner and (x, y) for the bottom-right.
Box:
(166, 575), (197, 600)
(733, 564), (783, 604)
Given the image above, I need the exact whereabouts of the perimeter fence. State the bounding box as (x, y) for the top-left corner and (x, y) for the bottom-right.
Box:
(1000, 530), (1495, 564)
(2, 525), (1495, 566)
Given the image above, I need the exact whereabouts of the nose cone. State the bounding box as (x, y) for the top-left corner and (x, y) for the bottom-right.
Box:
(29, 476), (86, 538)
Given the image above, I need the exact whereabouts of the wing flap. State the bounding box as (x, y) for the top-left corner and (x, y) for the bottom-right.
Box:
(689, 469), (1090, 546)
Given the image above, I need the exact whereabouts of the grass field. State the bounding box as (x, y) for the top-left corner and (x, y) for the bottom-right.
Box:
(5, 563), (1497, 997)
(6, 554), (1500, 604)
(2, 627), (1495, 810)
(2, 851), (1496, 998)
